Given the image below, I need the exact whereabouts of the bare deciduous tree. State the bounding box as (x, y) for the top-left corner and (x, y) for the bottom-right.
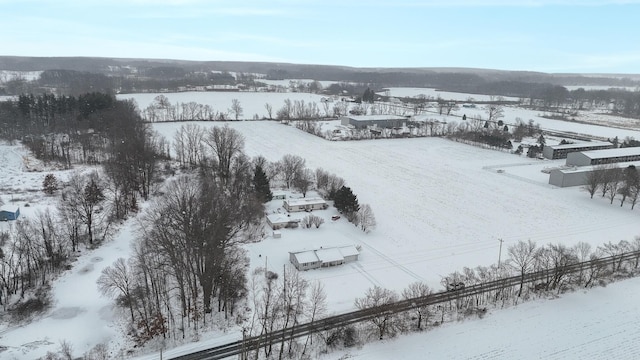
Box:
(355, 204), (376, 233)
(278, 154), (306, 189)
(507, 240), (537, 297)
(97, 258), (137, 322)
(230, 98), (243, 120)
(402, 282), (431, 330)
(354, 286), (399, 340)
(204, 125), (246, 184)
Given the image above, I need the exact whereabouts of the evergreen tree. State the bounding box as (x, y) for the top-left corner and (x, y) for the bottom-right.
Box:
(334, 186), (359, 217)
(253, 165), (273, 203)
(537, 134), (546, 147)
(362, 87), (375, 103)
(43, 173), (59, 195)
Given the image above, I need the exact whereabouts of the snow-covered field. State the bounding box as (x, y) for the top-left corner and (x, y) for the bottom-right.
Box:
(1, 90), (639, 359)
(379, 87), (519, 102)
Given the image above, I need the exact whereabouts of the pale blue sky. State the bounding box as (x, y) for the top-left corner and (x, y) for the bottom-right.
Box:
(2, 0), (640, 74)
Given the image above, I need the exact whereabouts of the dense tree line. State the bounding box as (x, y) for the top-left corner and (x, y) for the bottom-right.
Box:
(97, 125), (267, 344)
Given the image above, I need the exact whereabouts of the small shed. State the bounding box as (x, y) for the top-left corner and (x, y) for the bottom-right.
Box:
(0, 206), (20, 221)
(273, 230), (282, 238)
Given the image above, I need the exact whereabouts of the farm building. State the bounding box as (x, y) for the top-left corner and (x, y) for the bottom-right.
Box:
(566, 147), (640, 166)
(0, 206), (20, 221)
(542, 141), (613, 160)
(548, 161), (640, 187)
(340, 115), (409, 129)
(283, 197), (328, 212)
(289, 245), (360, 271)
(266, 214), (301, 230)
(548, 167), (591, 187)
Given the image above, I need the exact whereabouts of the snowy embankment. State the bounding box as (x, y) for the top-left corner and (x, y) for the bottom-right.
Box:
(322, 276), (640, 360)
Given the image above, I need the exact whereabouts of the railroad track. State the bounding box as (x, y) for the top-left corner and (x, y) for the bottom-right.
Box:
(171, 250), (640, 360)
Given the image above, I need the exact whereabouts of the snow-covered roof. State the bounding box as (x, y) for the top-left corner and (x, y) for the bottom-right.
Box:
(315, 248), (344, 263)
(0, 205), (18, 212)
(580, 147), (640, 159)
(338, 245), (359, 258)
(345, 115), (408, 121)
(266, 214), (300, 224)
(291, 251), (319, 264)
(546, 141), (612, 150)
(552, 161), (640, 174)
(285, 197), (326, 207)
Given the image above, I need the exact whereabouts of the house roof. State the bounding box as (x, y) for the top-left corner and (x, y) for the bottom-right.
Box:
(267, 214), (300, 224)
(0, 205), (18, 213)
(290, 245), (359, 266)
(315, 248), (344, 263)
(285, 197), (326, 207)
(291, 251), (319, 264)
(579, 147), (640, 159)
(344, 115), (408, 122)
(338, 245), (360, 257)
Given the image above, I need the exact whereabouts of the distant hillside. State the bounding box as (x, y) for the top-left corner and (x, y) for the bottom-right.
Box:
(1, 56), (639, 97)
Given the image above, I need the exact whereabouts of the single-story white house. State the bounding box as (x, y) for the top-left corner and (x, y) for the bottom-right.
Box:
(266, 214), (301, 230)
(289, 245), (360, 271)
(283, 197), (328, 212)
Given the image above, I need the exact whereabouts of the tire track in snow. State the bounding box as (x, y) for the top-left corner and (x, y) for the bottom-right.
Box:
(357, 240), (426, 283)
(351, 262), (382, 287)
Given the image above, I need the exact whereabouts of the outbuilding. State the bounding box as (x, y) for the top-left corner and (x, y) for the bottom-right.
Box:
(566, 147), (640, 166)
(0, 206), (20, 221)
(542, 141), (613, 160)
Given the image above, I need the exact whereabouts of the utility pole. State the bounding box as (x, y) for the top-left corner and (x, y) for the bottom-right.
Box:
(497, 238), (504, 269)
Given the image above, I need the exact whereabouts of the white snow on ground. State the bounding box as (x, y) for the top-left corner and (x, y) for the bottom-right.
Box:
(1, 91), (639, 359)
(322, 277), (640, 360)
(378, 87), (519, 102)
